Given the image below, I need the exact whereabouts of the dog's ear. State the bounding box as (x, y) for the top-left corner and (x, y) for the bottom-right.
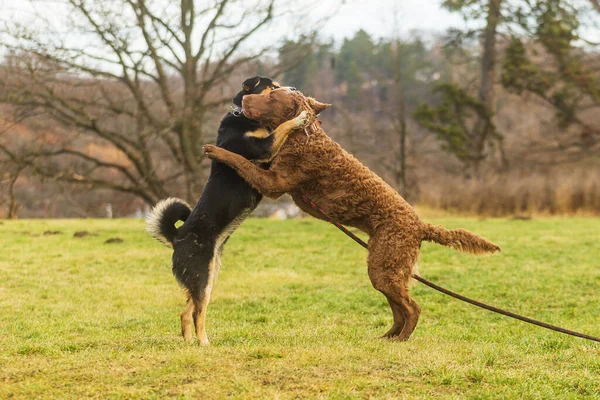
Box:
(307, 97), (331, 115)
(242, 76), (261, 92)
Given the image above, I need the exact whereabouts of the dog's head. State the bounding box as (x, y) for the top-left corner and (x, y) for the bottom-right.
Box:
(241, 88), (330, 129)
(232, 76), (282, 108)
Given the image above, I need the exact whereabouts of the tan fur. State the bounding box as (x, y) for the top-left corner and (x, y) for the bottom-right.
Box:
(260, 112), (308, 162)
(246, 112), (309, 164)
(245, 127), (270, 139)
(180, 297), (195, 343)
(204, 88), (500, 341)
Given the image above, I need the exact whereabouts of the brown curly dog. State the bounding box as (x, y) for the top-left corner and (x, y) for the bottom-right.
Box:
(204, 87), (500, 341)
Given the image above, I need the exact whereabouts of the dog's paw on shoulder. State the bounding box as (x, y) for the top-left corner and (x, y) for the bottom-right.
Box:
(294, 110), (309, 128)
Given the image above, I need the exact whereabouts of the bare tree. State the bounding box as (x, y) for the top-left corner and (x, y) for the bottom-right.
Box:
(0, 0), (324, 207)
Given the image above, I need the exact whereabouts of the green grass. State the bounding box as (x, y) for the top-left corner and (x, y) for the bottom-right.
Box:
(0, 217), (599, 399)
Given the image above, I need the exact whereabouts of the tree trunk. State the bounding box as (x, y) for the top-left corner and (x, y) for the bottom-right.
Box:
(394, 40), (409, 198)
(8, 171), (19, 219)
(472, 0), (502, 176)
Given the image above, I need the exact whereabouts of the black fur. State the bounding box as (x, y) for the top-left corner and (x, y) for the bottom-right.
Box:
(147, 77), (281, 332)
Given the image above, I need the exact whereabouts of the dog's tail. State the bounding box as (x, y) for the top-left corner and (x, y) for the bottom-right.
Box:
(422, 223), (500, 255)
(146, 198), (192, 247)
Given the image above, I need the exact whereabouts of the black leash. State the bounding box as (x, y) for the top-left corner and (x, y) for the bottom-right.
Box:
(301, 195), (600, 343)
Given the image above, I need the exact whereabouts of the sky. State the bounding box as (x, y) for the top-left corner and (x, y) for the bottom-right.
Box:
(0, 0), (470, 71)
(317, 0), (465, 40)
(0, 0), (465, 43)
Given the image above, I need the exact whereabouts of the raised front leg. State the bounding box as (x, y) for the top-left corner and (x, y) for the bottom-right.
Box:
(266, 111), (308, 161)
(203, 145), (305, 199)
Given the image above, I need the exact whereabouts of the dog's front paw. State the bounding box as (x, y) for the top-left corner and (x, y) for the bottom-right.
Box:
(203, 144), (222, 160)
(204, 144), (235, 164)
(294, 110), (309, 128)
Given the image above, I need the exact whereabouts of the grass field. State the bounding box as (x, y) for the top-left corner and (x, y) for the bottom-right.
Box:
(1, 216), (599, 399)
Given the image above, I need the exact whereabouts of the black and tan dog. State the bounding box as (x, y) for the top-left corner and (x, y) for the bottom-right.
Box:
(146, 77), (308, 344)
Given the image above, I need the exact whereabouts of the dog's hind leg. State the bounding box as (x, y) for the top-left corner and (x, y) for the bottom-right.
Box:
(181, 296), (195, 343)
(173, 235), (215, 345)
(388, 288), (421, 341)
(191, 253), (222, 345)
(382, 298), (406, 338)
(367, 229), (421, 341)
(191, 294), (210, 345)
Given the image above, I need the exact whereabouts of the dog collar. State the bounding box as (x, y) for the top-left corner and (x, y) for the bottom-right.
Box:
(229, 105), (243, 117)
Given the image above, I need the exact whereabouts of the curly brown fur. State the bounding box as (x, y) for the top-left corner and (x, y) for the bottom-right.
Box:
(204, 88), (500, 341)
(241, 89), (320, 130)
(422, 223), (500, 254)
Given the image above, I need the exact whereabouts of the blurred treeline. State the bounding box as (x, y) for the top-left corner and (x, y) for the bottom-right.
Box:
(277, 31), (600, 216)
(0, 0), (598, 217)
(278, 1), (600, 216)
